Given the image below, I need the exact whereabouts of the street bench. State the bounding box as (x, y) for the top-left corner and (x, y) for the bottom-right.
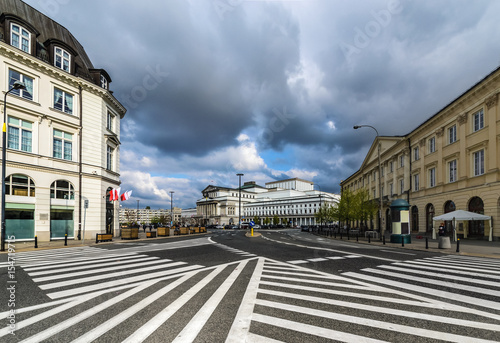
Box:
(365, 231), (379, 239)
(96, 233), (113, 243)
(146, 231), (157, 238)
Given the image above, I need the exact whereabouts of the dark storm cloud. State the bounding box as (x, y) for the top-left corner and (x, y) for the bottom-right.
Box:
(23, 0), (500, 208)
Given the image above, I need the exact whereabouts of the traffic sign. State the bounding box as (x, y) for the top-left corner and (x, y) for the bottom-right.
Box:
(250, 221), (255, 227)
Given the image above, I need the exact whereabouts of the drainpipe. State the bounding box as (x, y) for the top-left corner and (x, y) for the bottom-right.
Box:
(407, 138), (411, 203)
(78, 85), (83, 240)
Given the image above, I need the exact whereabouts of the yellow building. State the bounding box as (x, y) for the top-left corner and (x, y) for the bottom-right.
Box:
(341, 66), (500, 241)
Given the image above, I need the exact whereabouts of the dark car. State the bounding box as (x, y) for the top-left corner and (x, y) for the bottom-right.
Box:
(301, 226), (310, 232)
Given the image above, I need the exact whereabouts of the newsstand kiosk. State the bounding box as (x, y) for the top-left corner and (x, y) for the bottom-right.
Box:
(390, 199), (412, 244)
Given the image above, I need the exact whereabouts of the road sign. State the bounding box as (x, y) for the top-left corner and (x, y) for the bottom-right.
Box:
(250, 221), (255, 227)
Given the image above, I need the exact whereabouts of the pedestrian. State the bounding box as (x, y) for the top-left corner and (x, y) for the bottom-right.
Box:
(438, 223), (445, 236)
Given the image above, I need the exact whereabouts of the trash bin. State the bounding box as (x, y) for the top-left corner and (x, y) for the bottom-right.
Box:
(438, 236), (451, 249)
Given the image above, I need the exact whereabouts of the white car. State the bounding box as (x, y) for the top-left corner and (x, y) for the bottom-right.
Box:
(253, 224), (261, 229)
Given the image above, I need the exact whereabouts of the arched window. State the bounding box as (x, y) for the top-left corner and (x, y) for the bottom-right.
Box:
(5, 174), (35, 197)
(468, 197), (484, 237)
(411, 206), (419, 232)
(50, 180), (75, 199)
(10, 23), (31, 53)
(426, 204), (434, 233)
(444, 200), (456, 213)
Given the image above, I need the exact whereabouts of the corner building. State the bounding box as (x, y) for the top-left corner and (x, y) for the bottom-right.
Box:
(341, 66), (500, 240)
(0, 1), (126, 242)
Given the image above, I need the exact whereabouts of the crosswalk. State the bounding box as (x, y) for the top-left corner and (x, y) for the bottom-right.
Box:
(2, 243), (500, 341)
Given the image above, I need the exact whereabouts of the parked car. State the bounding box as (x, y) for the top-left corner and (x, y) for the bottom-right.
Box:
(215, 225), (224, 229)
(253, 224), (261, 229)
(301, 226), (310, 232)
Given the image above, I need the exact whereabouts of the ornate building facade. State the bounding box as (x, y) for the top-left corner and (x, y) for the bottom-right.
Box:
(1, 1), (126, 241)
(341, 66), (500, 240)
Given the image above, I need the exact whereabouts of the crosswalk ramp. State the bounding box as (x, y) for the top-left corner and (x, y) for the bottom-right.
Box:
(1, 252), (499, 341)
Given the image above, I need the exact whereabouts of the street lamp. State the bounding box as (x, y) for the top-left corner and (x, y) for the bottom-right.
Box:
(236, 173), (244, 229)
(1, 81), (26, 252)
(169, 191), (174, 226)
(354, 125), (384, 238)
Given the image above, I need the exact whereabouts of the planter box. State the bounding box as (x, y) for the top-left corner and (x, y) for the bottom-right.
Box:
(146, 231), (157, 238)
(193, 227), (200, 233)
(157, 227), (169, 236)
(179, 227), (189, 235)
(96, 233), (113, 243)
(121, 227), (139, 240)
(200, 227), (206, 233)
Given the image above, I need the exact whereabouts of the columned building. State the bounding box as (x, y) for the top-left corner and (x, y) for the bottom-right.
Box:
(196, 178), (340, 227)
(341, 66), (500, 240)
(0, 1), (126, 241)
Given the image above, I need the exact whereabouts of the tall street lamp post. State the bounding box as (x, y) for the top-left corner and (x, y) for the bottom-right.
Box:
(354, 125), (384, 238)
(236, 173), (244, 229)
(314, 184), (322, 229)
(169, 191), (174, 226)
(1, 81), (26, 252)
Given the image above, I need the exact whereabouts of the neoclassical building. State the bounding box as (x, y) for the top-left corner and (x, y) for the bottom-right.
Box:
(0, 1), (126, 241)
(196, 178), (340, 227)
(341, 66), (500, 240)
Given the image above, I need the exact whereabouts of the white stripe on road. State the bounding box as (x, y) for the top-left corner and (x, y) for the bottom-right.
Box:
(254, 300), (500, 343)
(172, 260), (249, 342)
(39, 261), (187, 289)
(225, 257), (265, 343)
(122, 264), (229, 342)
(379, 250), (416, 256)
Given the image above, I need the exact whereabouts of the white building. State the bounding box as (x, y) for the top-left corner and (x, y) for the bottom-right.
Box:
(1, 1), (126, 241)
(196, 178), (340, 226)
(119, 207), (182, 226)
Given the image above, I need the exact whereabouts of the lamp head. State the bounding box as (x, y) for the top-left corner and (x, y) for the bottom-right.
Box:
(353, 125), (360, 129)
(12, 81), (26, 90)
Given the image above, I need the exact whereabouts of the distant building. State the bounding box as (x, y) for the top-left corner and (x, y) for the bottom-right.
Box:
(341, 66), (500, 240)
(119, 207), (181, 225)
(196, 178), (340, 226)
(0, 1), (126, 241)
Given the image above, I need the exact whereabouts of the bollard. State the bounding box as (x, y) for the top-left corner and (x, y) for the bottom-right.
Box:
(334, 231), (336, 239)
(425, 237), (428, 249)
(347, 232), (350, 240)
(64, 234), (68, 246)
(34, 235), (38, 249)
(383, 235), (386, 245)
(368, 235), (371, 243)
(356, 234), (358, 242)
(340, 233), (343, 240)
(402, 237), (405, 247)
(456, 238), (460, 253)
(96, 233), (99, 244)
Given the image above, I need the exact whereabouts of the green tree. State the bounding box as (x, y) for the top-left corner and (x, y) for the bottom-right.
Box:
(273, 215), (280, 225)
(253, 216), (260, 225)
(331, 188), (357, 228)
(353, 188), (378, 229)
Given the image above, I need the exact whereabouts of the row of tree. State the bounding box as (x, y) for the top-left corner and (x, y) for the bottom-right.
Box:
(315, 188), (379, 228)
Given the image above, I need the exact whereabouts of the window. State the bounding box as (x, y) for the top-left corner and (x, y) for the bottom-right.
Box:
(414, 147), (419, 161)
(7, 117), (32, 152)
(54, 88), (74, 114)
(448, 125), (457, 144)
(107, 146), (113, 170)
(389, 162), (393, 173)
(9, 70), (33, 100)
(400, 155), (404, 167)
(473, 150), (484, 176)
(473, 109), (484, 132)
(429, 137), (436, 153)
(106, 111), (114, 131)
(4, 174), (35, 197)
(389, 183), (393, 195)
(399, 179), (404, 194)
(10, 23), (30, 53)
(100, 75), (108, 89)
(429, 168), (436, 188)
(53, 129), (72, 160)
(449, 160), (457, 183)
(54, 47), (71, 72)
(50, 180), (75, 199)
(414, 174), (419, 191)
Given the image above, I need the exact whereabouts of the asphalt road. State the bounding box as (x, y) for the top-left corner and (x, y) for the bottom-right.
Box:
(1, 228), (499, 342)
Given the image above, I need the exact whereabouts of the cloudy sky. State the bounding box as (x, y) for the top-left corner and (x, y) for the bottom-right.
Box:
(24, 0), (500, 209)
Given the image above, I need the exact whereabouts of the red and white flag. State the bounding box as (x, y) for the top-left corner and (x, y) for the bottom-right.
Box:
(109, 187), (120, 201)
(120, 190), (132, 201)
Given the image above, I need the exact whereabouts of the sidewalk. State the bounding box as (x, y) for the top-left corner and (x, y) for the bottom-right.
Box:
(315, 232), (500, 259)
(1, 230), (208, 254)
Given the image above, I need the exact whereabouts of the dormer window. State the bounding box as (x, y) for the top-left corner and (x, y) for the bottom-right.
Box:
(54, 47), (71, 72)
(10, 23), (30, 53)
(100, 75), (108, 90)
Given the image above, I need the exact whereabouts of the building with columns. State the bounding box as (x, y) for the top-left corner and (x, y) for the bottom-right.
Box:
(0, 1), (126, 241)
(341, 66), (500, 240)
(196, 178), (340, 227)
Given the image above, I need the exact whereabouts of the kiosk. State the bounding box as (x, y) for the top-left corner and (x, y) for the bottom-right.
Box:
(390, 199), (412, 244)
